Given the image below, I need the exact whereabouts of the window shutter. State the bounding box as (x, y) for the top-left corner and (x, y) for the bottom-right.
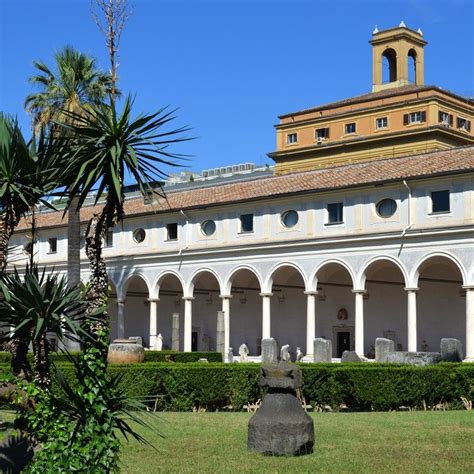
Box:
(457, 117), (461, 128)
(438, 111), (443, 122)
(325, 127), (330, 138)
(467, 121), (471, 132)
(403, 114), (409, 125)
(421, 111), (426, 122)
(449, 114), (453, 126)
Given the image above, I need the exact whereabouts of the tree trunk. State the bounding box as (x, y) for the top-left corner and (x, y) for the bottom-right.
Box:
(33, 334), (51, 391)
(67, 196), (82, 351)
(11, 338), (32, 381)
(0, 213), (14, 273)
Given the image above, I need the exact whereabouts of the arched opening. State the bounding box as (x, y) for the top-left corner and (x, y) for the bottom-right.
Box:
(408, 49), (417, 83)
(123, 275), (150, 346)
(362, 259), (407, 357)
(227, 268), (262, 357)
(156, 273), (185, 350)
(415, 256), (465, 351)
(314, 262), (355, 358)
(190, 271), (221, 352)
(108, 280), (119, 342)
(269, 265), (306, 354)
(382, 48), (397, 83)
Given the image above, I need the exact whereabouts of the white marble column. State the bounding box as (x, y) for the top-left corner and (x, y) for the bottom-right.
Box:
(260, 293), (273, 339)
(183, 297), (194, 352)
(353, 290), (365, 356)
(117, 299), (125, 339)
(405, 288), (418, 352)
(148, 298), (159, 348)
(220, 295), (232, 359)
(465, 287), (474, 361)
(305, 291), (317, 356)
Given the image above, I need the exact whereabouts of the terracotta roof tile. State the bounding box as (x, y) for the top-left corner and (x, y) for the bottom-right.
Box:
(16, 145), (474, 231)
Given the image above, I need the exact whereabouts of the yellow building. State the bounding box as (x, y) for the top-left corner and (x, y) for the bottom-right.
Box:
(270, 24), (473, 174)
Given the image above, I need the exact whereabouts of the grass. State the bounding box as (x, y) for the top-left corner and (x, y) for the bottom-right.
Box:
(119, 411), (474, 473)
(1, 410), (472, 472)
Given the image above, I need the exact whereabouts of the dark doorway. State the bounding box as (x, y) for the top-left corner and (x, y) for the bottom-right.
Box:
(191, 332), (198, 352)
(337, 332), (351, 357)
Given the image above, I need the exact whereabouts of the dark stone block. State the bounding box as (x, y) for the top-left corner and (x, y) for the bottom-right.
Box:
(248, 364), (314, 456)
(386, 351), (441, 366)
(341, 351), (362, 363)
(440, 338), (463, 362)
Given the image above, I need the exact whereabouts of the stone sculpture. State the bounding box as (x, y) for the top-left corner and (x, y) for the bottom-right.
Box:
(216, 311), (225, 356)
(261, 338), (278, 363)
(171, 313), (180, 351)
(239, 344), (250, 362)
(108, 339), (145, 364)
(280, 344), (291, 362)
(375, 338), (394, 363)
(296, 347), (304, 362)
(313, 338), (332, 362)
(227, 347), (234, 363)
(440, 338), (463, 362)
(248, 363), (314, 455)
(153, 333), (163, 351)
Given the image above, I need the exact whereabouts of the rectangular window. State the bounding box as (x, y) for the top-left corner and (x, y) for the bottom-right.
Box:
(315, 127), (330, 140)
(286, 133), (298, 144)
(48, 237), (57, 254)
(376, 117), (388, 129)
(431, 190), (450, 213)
(104, 230), (113, 248)
(166, 223), (178, 241)
(240, 213), (254, 233)
(404, 111), (426, 125)
(457, 117), (471, 131)
(438, 111), (453, 126)
(345, 123), (356, 134)
(327, 202), (344, 224)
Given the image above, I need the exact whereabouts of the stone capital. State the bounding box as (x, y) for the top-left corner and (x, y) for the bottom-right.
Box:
(259, 293), (273, 298)
(117, 299), (126, 305)
(462, 286), (474, 291)
(219, 294), (233, 299)
(182, 296), (195, 301)
(304, 291), (319, 296)
(351, 289), (367, 295)
(147, 298), (160, 303)
(404, 287), (419, 293)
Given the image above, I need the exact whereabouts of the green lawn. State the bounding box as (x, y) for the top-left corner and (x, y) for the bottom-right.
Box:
(1, 410), (472, 472)
(119, 411), (474, 473)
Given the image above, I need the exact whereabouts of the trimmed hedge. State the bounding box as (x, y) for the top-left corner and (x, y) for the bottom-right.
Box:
(2, 362), (470, 412)
(0, 350), (222, 364)
(1, 361), (472, 411)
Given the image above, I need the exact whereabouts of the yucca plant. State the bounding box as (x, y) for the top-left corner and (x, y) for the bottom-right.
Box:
(57, 96), (190, 357)
(0, 265), (92, 390)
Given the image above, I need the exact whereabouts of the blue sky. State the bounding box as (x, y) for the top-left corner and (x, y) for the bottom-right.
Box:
(1, 0), (473, 175)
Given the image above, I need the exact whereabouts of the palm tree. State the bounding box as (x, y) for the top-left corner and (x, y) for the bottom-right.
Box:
(59, 97), (189, 361)
(24, 46), (113, 294)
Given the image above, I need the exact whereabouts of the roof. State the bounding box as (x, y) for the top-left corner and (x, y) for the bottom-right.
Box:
(278, 85), (473, 120)
(16, 145), (474, 231)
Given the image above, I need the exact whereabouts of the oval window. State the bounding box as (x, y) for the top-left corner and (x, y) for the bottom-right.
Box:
(376, 199), (397, 218)
(201, 220), (216, 236)
(281, 210), (299, 228)
(133, 228), (146, 243)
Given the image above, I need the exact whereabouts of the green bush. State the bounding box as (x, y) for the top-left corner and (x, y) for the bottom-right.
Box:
(2, 361), (472, 412)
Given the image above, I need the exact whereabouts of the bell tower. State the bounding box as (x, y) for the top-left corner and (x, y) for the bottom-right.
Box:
(370, 22), (427, 92)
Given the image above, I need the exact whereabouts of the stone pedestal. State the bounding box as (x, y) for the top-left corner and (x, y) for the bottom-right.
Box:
(172, 313), (180, 351)
(386, 351), (441, 366)
(341, 351), (362, 363)
(248, 364), (314, 456)
(440, 338), (463, 362)
(375, 338), (394, 363)
(261, 338), (278, 363)
(313, 338), (332, 363)
(108, 339), (145, 364)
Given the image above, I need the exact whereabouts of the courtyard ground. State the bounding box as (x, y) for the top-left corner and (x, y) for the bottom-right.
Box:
(119, 411), (473, 473)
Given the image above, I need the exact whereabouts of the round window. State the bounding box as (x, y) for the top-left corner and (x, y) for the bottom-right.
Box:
(133, 228), (146, 243)
(201, 220), (216, 236)
(281, 210), (299, 228)
(376, 199), (397, 218)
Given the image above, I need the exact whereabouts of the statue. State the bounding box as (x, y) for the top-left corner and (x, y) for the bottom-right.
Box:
(227, 347), (234, 363)
(153, 333), (163, 351)
(296, 347), (303, 362)
(280, 344), (291, 362)
(239, 343), (250, 362)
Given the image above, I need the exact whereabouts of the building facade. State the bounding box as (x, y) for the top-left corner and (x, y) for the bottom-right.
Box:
(11, 25), (474, 361)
